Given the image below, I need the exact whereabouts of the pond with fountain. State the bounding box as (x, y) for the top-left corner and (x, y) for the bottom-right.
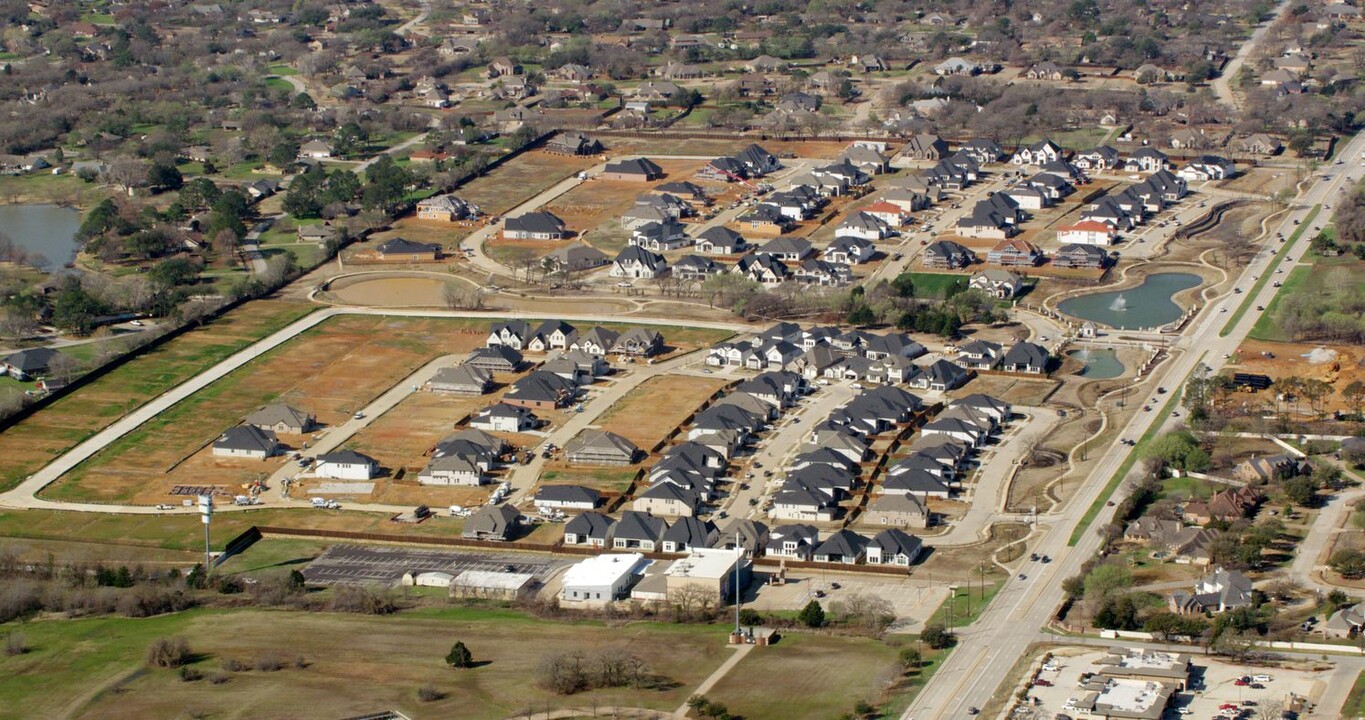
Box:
(1057, 272), (1203, 330)
(1068, 348), (1125, 379)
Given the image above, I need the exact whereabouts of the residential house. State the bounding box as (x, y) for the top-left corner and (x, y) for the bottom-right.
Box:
(504, 212), (567, 240)
(487, 56), (521, 77)
(957, 340), (1003, 370)
(824, 236), (876, 265)
(1325, 605), (1365, 639)
(375, 237), (441, 262)
(1168, 567), (1253, 615)
(969, 269), (1023, 299)
(416, 194), (478, 221)
(544, 244), (609, 273)
(546, 132), (603, 156)
(1073, 145), (1121, 170)
(1000, 342), (1049, 374)
(314, 450), (379, 480)
(463, 505), (521, 541)
(660, 516), (718, 552)
(1053, 243), (1110, 269)
(1004, 186), (1049, 211)
(612, 327), (663, 357)
(571, 327), (621, 356)
(563, 512), (616, 547)
(612, 511), (668, 551)
(244, 403), (315, 434)
(1168, 128), (1207, 150)
(766, 524), (820, 559)
(466, 345), (523, 373)
(987, 238), (1043, 267)
(712, 518), (770, 558)
(1057, 220), (1117, 246)
(813, 529), (870, 564)
(866, 529), (924, 566)
(469, 402), (539, 433)
(1182, 486), (1263, 525)
(602, 157), (665, 182)
(768, 488), (837, 522)
(212, 425), (280, 459)
(1011, 139), (1063, 166)
(934, 57), (980, 75)
(839, 145), (890, 174)
(1234, 454), (1302, 482)
(837, 212), (894, 240)
(864, 493), (931, 529)
(1177, 156), (1237, 182)
(503, 371), (576, 409)
(901, 134), (950, 161)
(535, 485), (602, 513)
(298, 139), (334, 159)
(566, 429), (640, 466)
(1124, 147), (1169, 173)
(610, 246), (669, 279)
(1237, 134), (1282, 156)
(922, 240), (976, 269)
(695, 227), (748, 255)
(908, 359), (970, 392)
(630, 220), (691, 252)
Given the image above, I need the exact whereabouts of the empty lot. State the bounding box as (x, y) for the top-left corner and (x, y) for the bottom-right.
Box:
(301, 543), (567, 586)
(597, 373), (730, 451)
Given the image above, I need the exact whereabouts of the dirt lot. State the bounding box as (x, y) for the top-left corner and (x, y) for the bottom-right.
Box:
(0, 300), (315, 494)
(609, 136), (871, 160)
(1228, 339), (1365, 415)
(597, 373), (730, 451)
(951, 374), (1060, 407)
(44, 316), (494, 505)
(458, 150), (598, 216)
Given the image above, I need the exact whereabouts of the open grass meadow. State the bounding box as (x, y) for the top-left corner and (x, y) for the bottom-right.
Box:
(0, 607), (735, 720)
(0, 300), (315, 493)
(597, 373), (729, 451)
(702, 632), (908, 720)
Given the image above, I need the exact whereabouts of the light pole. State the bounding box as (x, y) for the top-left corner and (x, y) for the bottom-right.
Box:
(198, 494), (213, 572)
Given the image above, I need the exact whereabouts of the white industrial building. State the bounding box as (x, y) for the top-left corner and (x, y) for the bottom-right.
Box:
(560, 553), (650, 607)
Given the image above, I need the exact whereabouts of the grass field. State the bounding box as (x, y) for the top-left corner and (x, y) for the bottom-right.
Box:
(1344, 668), (1365, 718)
(925, 578), (1004, 629)
(458, 151), (596, 216)
(1220, 204), (1319, 337)
(895, 272), (968, 300)
(598, 373), (729, 451)
(0, 607), (735, 720)
(1248, 243), (1363, 342)
(0, 300), (314, 494)
(702, 632), (904, 720)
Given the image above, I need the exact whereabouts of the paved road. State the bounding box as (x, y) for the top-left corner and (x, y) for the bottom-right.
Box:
(903, 127), (1365, 720)
(1211, 0), (1291, 109)
(0, 307), (751, 514)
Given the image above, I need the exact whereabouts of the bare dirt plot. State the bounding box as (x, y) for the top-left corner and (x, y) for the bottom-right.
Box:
(1220, 165), (1299, 196)
(0, 300), (315, 494)
(458, 151), (597, 216)
(951, 374), (1059, 407)
(45, 316), (492, 505)
(598, 373), (730, 451)
(1228, 339), (1365, 414)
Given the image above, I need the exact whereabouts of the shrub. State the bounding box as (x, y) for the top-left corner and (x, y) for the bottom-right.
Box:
(446, 641), (474, 669)
(797, 600), (826, 628)
(220, 658), (249, 672)
(207, 673), (230, 685)
(146, 637), (193, 668)
(921, 623), (955, 649)
(178, 666), (203, 682)
(417, 686), (445, 702)
(254, 652), (286, 672)
(898, 646), (922, 670)
(738, 608), (763, 626)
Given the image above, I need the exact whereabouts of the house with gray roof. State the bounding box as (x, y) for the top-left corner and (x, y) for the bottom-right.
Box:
(462, 505), (521, 541)
(883, 468), (951, 498)
(1001, 341), (1049, 374)
(765, 524), (820, 559)
(612, 510), (669, 551)
(612, 327), (664, 356)
(634, 482), (700, 517)
(864, 493), (931, 529)
(503, 211), (567, 240)
(907, 359), (970, 392)
(1168, 567), (1253, 615)
(245, 403), (315, 434)
(504, 371), (576, 410)
(610, 246), (668, 279)
(1, 347), (60, 381)
(427, 364), (494, 395)
(213, 425), (280, 459)
(695, 226), (748, 255)
(602, 157), (664, 181)
(712, 518), (769, 558)
(314, 450), (379, 480)
(564, 512), (616, 547)
(469, 402), (539, 433)
(813, 529), (870, 564)
(566, 429), (640, 466)
(534, 485), (601, 512)
(866, 529), (924, 566)
(544, 243), (609, 273)
(769, 488), (837, 522)
(660, 516), (719, 552)
(466, 345), (523, 373)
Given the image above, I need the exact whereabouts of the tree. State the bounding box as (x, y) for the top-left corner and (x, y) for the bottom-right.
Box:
(1342, 380), (1365, 418)
(445, 641), (474, 669)
(898, 646), (922, 670)
(847, 304), (875, 326)
(146, 637), (193, 668)
(146, 162), (184, 192)
(1082, 564), (1133, 605)
(1330, 548), (1365, 579)
(1283, 476), (1317, 507)
(1142, 431), (1210, 472)
(1093, 594), (1140, 630)
(798, 599), (826, 628)
(920, 622), (954, 649)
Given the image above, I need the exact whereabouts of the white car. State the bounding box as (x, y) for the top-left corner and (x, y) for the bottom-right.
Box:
(1252, 674), (1271, 682)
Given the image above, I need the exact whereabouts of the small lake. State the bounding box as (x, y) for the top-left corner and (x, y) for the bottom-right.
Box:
(0, 203), (82, 272)
(1058, 273), (1202, 330)
(1068, 348), (1125, 379)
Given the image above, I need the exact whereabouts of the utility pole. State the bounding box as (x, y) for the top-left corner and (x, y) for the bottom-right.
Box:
(733, 534), (742, 636)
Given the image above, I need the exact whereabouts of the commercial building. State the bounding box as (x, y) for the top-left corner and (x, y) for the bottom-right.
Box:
(560, 553), (651, 607)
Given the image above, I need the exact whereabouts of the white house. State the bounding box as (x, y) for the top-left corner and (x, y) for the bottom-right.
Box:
(1056, 220), (1117, 246)
(314, 450), (379, 480)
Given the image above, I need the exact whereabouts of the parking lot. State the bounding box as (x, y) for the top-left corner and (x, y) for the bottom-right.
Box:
(302, 544), (569, 586)
(1016, 647), (1329, 720)
(746, 570), (949, 632)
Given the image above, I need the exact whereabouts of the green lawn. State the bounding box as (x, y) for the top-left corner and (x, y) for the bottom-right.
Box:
(267, 63), (298, 76)
(703, 632), (904, 720)
(1344, 669), (1365, 718)
(0, 607), (735, 720)
(1220, 204), (1319, 337)
(1248, 264), (1312, 341)
(1159, 474), (1215, 501)
(895, 272), (967, 300)
(925, 579), (1004, 629)
(264, 77), (294, 93)
(1068, 379), (1191, 546)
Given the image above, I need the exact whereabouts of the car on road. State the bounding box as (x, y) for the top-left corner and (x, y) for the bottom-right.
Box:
(966, 707), (979, 715)
(155, 504), (172, 510)
(353, 411), (365, 420)
(1041, 555), (1051, 563)
(1018, 573), (1027, 580)
(702, 368), (713, 374)
(130, 319), (144, 326)
(616, 281), (633, 288)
